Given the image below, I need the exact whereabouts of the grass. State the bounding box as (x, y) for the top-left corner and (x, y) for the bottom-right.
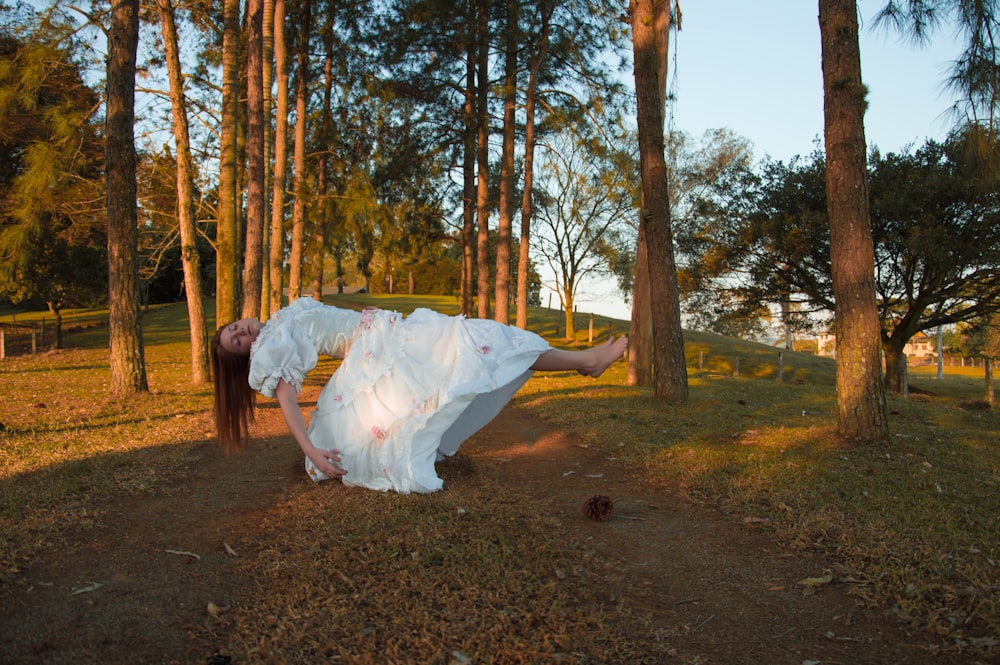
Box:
(1, 294), (998, 654)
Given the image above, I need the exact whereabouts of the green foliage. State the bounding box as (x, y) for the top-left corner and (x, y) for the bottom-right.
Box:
(0, 10), (105, 310)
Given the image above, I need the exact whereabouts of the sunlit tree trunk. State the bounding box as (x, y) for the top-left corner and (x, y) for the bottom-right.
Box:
(216, 0), (240, 325)
(287, 0), (311, 301)
(268, 0), (288, 314)
(242, 0), (265, 319)
(494, 0), (517, 325)
(106, 0), (148, 395)
(628, 0), (672, 387)
(475, 0), (491, 319)
(819, 0), (889, 443)
(260, 0), (274, 319)
(631, 0), (687, 402)
(157, 0), (209, 384)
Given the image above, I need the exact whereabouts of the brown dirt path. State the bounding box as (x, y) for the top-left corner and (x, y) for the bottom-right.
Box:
(0, 399), (981, 665)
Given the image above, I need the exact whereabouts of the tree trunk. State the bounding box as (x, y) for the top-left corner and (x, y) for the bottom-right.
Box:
(628, 0), (670, 388)
(882, 339), (907, 394)
(630, 0), (687, 403)
(312, 27), (335, 302)
(287, 0), (311, 302)
(475, 0), (491, 319)
(516, 2), (550, 329)
(563, 292), (575, 339)
(461, 17), (476, 318)
(268, 0), (289, 315)
(157, 0), (209, 384)
(819, 0), (889, 443)
(216, 0), (240, 325)
(260, 0), (274, 319)
(242, 0), (265, 319)
(628, 222), (653, 385)
(493, 0), (517, 325)
(106, 0), (148, 395)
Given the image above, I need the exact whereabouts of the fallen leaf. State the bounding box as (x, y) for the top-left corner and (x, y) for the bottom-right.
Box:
(223, 542), (238, 557)
(71, 582), (103, 595)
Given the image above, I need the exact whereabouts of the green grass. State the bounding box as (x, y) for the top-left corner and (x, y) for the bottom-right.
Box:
(1, 295), (998, 648)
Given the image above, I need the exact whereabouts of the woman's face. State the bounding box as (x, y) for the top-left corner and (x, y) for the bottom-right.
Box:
(219, 318), (262, 356)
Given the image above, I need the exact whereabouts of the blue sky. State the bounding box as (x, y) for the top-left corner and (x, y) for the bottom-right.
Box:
(669, 1), (965, 163)
(572, 1), (969, 321)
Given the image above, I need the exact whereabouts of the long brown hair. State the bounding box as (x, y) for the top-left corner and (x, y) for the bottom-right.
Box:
(211, 325), (256, 454)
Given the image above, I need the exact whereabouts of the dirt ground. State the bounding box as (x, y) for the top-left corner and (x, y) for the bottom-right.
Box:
(0, 395), (987, 664)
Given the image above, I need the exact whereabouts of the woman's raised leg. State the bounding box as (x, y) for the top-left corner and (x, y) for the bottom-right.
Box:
(529, 336), (628, 378)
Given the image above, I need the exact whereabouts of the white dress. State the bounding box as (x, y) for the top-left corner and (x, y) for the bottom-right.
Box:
(248, 297), (551, 493)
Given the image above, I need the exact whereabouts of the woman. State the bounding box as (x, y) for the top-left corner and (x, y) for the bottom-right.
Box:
(212, 297), (627, 494)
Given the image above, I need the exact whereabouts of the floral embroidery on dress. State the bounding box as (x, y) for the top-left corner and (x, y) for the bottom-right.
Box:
(364, 350), (374, 360)
(478, 344), (491, 354)
(371, 425), (387, 439)
(333, 393), (343, 402)
(360, 306), (378, 329)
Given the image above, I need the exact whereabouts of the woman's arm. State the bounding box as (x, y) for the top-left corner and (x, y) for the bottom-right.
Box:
(274, 379), (346, 478)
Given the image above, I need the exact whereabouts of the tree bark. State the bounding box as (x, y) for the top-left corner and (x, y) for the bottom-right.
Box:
(311, 29), (335, 301)
(287, 0), (311, 302)
(630, 0), (687, 402)
(106, 0), (148, 395)
(260, 0), (274, 319)
(268, 0), (289, 315)
(494, 0), (517, 325)
(461, 12), (476, 318)
(475, 0), (491, 319)
(516, 1), (551, 330)
(157, 0), (209, 384)
(628, 0), (671, 387)
(216, 0), (240, 325)
(819, 0), (889, 443)
(242, 0), (265, 319)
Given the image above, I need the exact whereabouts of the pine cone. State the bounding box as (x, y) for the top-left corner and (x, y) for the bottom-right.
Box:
(582, 494), (614, 521)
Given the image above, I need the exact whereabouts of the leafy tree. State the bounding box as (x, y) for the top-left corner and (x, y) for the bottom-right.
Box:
(0, 7), (105, 345)
(533, 132), (634, 338)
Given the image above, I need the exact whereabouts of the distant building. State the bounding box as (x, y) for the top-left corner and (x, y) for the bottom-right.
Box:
(814, 331), (938, 364)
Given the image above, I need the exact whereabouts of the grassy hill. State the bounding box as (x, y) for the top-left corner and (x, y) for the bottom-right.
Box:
(1, 294), (998, 648)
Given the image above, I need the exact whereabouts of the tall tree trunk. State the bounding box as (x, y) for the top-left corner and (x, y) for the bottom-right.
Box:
(157, 0), (209, 384)
(475, 0), (491, 319)
(461, 16), (476, 318)
(882, 340), (907, 394)
(106, 0), (148, 395)
(819, 0), (889, 443)
(216, 0), (240, 325)
(268, 0), (289, 314)
(287, 0), (311, 302)
(631, 0), (687, 403)
(628, 224), (653, 384)
(516, 1), (551, 330)
(628, 0), (672, 387)
(494, 0), (517, 325)
(312, 26), (335, 301)
(242, 0), (265, 319)
(260, 0), (274, 319)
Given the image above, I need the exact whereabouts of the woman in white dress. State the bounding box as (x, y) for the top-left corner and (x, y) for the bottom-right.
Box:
(212, 298), (627, 493)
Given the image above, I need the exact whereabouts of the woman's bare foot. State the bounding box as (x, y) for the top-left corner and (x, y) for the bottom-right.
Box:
(578, 335), (628, 377)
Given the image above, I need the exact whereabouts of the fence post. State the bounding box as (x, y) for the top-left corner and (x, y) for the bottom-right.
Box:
(588, 313), (594, 344)
(778, 351), (784, 382)
(1, 329), (5, 360)
(734, 354), (740, 377)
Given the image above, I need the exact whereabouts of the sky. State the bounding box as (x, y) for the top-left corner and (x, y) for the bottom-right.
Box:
(569, 0), (969, 322)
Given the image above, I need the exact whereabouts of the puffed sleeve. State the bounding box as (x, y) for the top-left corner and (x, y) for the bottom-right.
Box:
(248, 324), (319, 398)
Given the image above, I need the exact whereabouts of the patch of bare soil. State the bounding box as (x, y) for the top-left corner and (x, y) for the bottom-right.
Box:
(0, 395), (984, 665)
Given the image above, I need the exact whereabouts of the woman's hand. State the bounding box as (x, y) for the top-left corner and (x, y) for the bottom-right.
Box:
(305, 445), (347, 478)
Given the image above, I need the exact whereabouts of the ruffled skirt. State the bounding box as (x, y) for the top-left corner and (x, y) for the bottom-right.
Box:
(305, 308), (550, 493)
